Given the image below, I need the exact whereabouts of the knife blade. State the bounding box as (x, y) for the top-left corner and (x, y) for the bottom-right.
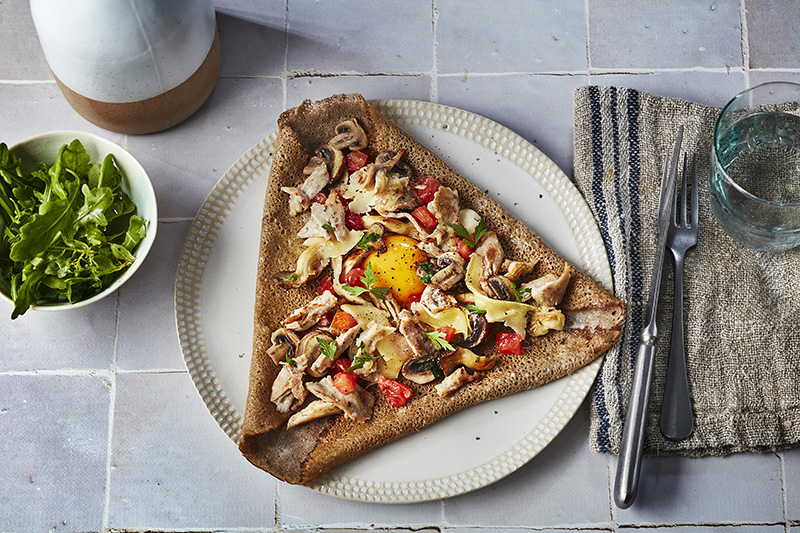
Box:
(613, 125), (683, 509)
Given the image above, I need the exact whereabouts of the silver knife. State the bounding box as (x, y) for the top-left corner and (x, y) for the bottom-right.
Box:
(614, 125), (683, 509)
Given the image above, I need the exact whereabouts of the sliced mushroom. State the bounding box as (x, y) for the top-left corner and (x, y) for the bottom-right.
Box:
(331, 255), (369, 305)
(429, 252), (466, 291)
(439, 346), (496, 376)
(420, 285), (457, 313)
(362, 215), (422, 241)
(330, 119), (368, 151)
(398, 309), (437, 357)
(296, 330), (334, 371)
(401, 353), (439, 384)
(276, 244), (329, 289)
(485, 275), (516, 301)
(457, 312), (489, 348)
(266, 328), (301, 365)
(374, 150), (404, 170)
(314, 144), (344, 181)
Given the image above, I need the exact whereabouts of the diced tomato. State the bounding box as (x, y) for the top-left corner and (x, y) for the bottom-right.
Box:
(414, 176), (441, 204)
(456, 239), (473, 261)
(333, 372), (360, 394)
(405, 290), (423, 307)
(316, 312), (333, 328)
(376, 375), (413, 407)
(344, 209), (365, 230)
(437, 326), (456, 343)
(343, 267), (366, 288)
(317, 276), (334, 296)
(345, 150), (370, 172)
(312, 192), (327, 204)
(330, 310), (358, 332)
(411, 205), (438, 231)
(496, 332), (523, 355)
(332, 357), (351, 374)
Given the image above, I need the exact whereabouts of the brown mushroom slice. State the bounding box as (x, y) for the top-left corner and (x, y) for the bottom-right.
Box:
(438, 346), (496, 376)
(282, 291), (338, 331)
(330, 256), (369, 305)
(401, 353), (439, 384)
(429, 252), (466, 291)
(434, 367), (481, 397)
(276, 243), (331, 289)
(456, 312), (489, 348)
(265, 328), (301, 365)
(484, 275), (517, 301)
(286, 400), (343, 430)
(296, 330), (334, 375)
(398, 309), (437, 357)
(362, 215), (422, 241)
(306, 375), (375, 422)
(314, 144), (344, 181)
(521, 264), (572, 306)
(330, 119), (368, 151)
(419, 285), (457, 313)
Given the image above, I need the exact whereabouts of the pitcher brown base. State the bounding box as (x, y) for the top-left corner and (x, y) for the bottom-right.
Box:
(55, 30), (221, 135)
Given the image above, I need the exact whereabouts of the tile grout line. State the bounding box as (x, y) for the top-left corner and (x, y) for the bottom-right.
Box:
(584, 0), (592, 83)
(740, 0), (751, 88)
(430, 0), (439, 104)
(101, 291), (121, 531)
(281, 0), (290, 111)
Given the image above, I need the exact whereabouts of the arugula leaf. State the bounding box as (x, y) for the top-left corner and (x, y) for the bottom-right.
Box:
(0, 140), (147, 318)
(446, 218), (487, 248)
(348, 342), (383, 371)
(316, 337), (337, 360)
(426, 330), (456, 351)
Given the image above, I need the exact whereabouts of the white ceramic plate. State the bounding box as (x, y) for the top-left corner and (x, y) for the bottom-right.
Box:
(175, 100), (612, 503)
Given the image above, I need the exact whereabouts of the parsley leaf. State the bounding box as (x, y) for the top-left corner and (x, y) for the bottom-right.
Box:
(417, 260), (435, 283)
(356, 231), (380, 251)
(426, 330), (456, 351)
(464, 304), (486, 314)
(348, 342), (383, 371)
(285, 353), (297, 367)
(316, 337), (337, 360)
(509, 280), (531, 303)
(342, 261), (389, 300)
(446, 218), (487, 248)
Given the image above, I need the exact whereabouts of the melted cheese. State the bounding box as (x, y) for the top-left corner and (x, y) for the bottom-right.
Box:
(464, 255), (535, 337)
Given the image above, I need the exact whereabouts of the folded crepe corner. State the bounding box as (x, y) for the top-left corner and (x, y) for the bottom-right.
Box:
(238, 93), (625, 485)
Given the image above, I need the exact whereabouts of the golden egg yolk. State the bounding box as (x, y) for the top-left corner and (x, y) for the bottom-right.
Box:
(366, 235), (427, 306)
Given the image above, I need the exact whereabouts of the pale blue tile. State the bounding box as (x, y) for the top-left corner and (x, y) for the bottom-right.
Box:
(746, 0), (800, 69)
(287, 75), (432, 107)
(125, 77), (283, 219)
(117, 222), (190, 371)
(286, 0), (433, 74)
(438, 73), (588, 177)
(0, 375), (109, 532)
(216, 0), (286, 77)
(588, 0), (742, 69)
(443, 402), (611, 529)
(0, 0), (52, 80)
(108, 372), (276, 529)
(436, 0), (587, 74)
(614, 452), (783, 525)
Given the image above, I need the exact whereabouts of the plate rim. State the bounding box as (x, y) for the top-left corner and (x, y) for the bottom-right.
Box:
(174, 99), (612, 503)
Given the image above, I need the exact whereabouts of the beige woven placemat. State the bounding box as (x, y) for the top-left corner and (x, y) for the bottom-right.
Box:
(573, 86), (800, 456)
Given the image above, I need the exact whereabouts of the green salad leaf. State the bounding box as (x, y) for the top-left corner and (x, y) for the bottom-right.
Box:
(0, 140), (148, 319)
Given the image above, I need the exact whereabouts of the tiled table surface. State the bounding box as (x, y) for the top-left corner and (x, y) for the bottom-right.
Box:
(2, 1), (800, 532)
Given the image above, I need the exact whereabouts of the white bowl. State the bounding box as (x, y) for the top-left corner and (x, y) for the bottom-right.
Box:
(1, 130), (157, 313)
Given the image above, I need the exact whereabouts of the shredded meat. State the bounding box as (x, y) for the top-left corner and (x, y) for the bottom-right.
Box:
(286, 400), (342, 429)
(522, 265), (572, 306)
(474, 230), (504, 277)
(282, 291), (337, 331)
(306, 376), (375, 422)
(428, 186), (460, 225)
(398, 310), (436, 357)
(271, 355), (309, 413)
(434, 367), (481, 397)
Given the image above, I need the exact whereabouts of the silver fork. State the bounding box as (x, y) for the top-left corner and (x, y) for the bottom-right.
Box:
(660, 154), (698, 441)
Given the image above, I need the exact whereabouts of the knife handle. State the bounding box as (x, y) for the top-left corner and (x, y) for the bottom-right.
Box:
(614, 339), (656, 509)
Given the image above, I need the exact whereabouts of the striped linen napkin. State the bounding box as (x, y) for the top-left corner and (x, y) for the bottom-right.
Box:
(573, 86), (800, 456)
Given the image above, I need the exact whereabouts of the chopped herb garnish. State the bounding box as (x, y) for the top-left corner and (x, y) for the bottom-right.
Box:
(285, 353), (297, 367)
(356, 231), (380, 251)
(464, 304), (486, 314)
(446, 218), (487, 248)
(348, 342), (383, 371)
(431, 364), (445, 380)
(426, 330), (455, 351)
(417, 260), (435, 283)
(279, 272), (297, 281)
(321, 223), (334, 233)
(509, 280), (531, 303)
(316, 337), (337, 360)
(342, 261), (390, 300)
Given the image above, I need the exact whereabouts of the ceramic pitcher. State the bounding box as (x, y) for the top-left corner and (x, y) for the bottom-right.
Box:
(30, 0), (220, 134)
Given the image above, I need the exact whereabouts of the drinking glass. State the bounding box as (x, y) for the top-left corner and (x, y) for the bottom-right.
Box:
(710, 82), (800, 252)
